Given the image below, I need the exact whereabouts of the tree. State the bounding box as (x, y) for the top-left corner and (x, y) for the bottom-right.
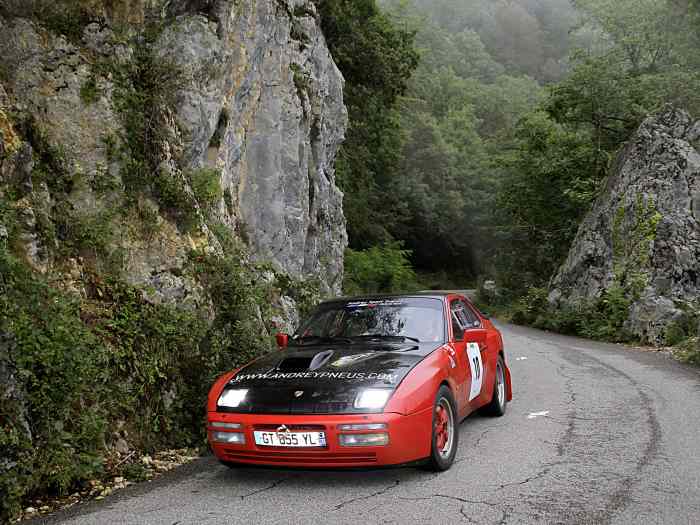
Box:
(493, 112), (600, 292)
(550, 0), (700, 150)
(315, 0), (419, 248)
(482, 1), (545, 77)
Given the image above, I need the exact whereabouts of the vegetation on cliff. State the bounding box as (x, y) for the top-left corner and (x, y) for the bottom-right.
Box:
(0, 2), (322, 519)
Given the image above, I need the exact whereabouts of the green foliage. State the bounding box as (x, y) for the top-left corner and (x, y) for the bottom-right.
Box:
(0, 250), (107, 521)
(675, 338), (700, 365)
(509, 284), (633, 343)
(0, 226), (274, 520)
(548, 55), (700, 151)
(663, 304), (700, 347)
(80, 74), (101, 105)
(189, 249), (274, 369)
(0, 0), (100, 43)
(611, 195), (662, 298)
(388, 0), (580, 82)
(84, 278), (210, 446)
(486, 0), (699, 341)
(316, 0), (419, 247)
(104, 26), (200, 230)
(188, 168), (223, 210)
(275, 273), (322, 320)
(343, 242), (419, 294)
(664, 322), (688, 347)
(493, 111), (601, 293)
(510, 286), (549, 326)
(355, 1), (550, 275)
(549, 0), (700, 149)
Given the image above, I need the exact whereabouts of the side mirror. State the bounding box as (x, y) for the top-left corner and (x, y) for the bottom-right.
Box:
(275, 333), (289, 348)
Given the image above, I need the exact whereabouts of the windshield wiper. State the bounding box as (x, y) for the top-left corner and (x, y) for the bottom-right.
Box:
(293, 335), (354, 345)
(350, 335), (421, 344)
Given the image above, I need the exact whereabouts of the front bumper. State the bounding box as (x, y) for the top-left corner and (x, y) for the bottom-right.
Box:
(207, 409), (433, 468)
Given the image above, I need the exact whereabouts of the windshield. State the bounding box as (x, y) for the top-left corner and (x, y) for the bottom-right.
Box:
(294, 298), (446, 344)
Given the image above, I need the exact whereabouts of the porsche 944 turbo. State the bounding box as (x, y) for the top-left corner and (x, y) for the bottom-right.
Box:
(207, 292), (512, 471)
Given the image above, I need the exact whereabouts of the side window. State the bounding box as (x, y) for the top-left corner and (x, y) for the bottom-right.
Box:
(450, 300), (469, 341)
(462, 304), (480, 329)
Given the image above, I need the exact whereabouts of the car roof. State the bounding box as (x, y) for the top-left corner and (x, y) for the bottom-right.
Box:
(320, 291), (472, 304)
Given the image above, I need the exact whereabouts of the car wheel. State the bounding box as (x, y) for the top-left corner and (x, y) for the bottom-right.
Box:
(426, 385), (458, 471)
(480, 355), (507, 417)
(219, 460), (238, 469)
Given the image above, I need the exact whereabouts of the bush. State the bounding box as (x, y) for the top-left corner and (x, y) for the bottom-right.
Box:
(508, 284), (634, 343)
(189, 249), (274, 369)
(510, 287), (549, 326)
(676, 338), (700, 365)
(189, 168), (223, 210)
(343, 242), (419, 295)
(1, 250), (107, 521)
(0, 242), (274, 521)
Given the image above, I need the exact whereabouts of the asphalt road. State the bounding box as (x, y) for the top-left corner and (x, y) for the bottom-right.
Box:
(35, 323), (700, 525)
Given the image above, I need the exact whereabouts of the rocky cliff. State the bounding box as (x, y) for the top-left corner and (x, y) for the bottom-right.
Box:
(0, 0), (347, 303)
(549, 108), (700, 344)
(0, 2), (348, 517)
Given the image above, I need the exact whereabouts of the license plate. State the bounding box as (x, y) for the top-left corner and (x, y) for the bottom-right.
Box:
(253, 430), (327, 448)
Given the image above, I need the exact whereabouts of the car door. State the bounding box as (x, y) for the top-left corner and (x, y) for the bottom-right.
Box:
(451, 298), (488, 409)
(448, 298), (471, 416)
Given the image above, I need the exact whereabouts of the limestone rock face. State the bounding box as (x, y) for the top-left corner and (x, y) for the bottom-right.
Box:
(0, 0), (347, 297)
(549, 108), (700, 343)
(159, 0), (348, 294)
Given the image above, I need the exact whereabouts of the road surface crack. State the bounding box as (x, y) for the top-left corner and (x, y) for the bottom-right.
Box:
(497, 467), (550, 490)
(400, 495), (501, 523)
(240, 476), (295, 499)
(332, 480), (400, 510)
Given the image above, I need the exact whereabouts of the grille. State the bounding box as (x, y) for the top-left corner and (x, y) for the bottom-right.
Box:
(223, 449), (378, 464)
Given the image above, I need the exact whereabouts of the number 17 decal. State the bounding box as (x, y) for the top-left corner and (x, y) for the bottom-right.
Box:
(466, 342), (483, 401)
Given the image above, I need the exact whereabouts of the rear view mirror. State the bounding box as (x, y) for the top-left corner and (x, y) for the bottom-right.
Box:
(275, 333), (289, 348)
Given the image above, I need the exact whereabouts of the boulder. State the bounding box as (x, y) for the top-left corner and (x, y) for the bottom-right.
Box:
(549, 108), (700, 344)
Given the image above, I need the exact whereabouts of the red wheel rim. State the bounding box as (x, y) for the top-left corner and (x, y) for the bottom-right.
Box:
(434, 402), (451, 455)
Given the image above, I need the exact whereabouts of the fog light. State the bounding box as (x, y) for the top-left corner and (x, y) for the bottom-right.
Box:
(212, 431), (246, 444)
(210, 422), (243, 430)
(337, 423), (387, 431)
(339, 433), (389, 447)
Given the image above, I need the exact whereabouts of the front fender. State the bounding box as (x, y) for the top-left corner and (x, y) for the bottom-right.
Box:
(384, 345), (455, 415)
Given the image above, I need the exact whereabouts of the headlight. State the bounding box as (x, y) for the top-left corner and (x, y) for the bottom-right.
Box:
(339, 433), (389, 447)
(211, 431), (246, 444)
(217, 389), (248, 408)
(354, 389), (392, 410)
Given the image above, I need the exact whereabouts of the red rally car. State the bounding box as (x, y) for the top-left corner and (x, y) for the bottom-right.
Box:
(207, 293), (512, 471)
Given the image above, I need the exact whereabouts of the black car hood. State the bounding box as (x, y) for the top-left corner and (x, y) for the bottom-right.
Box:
(217, 342), (441, 414)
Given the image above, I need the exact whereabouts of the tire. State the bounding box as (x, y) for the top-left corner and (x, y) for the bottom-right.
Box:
(480, 355), (507, 417)
(426, 385), (458, 471)
(218, 460), (239, 469)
